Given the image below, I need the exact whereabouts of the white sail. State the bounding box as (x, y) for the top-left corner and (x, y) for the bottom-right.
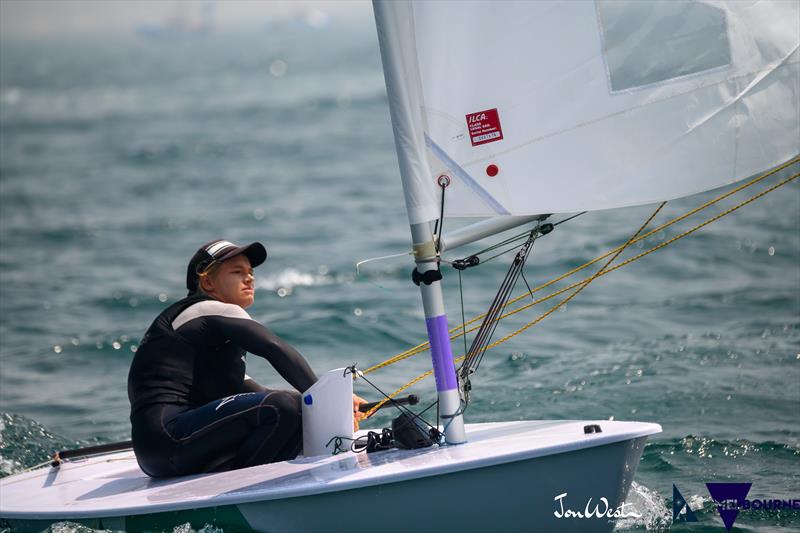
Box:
(376, 0), (799, 222)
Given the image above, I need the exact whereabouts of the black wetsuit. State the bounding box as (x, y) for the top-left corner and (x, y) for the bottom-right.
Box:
(128, 293), (318, 477)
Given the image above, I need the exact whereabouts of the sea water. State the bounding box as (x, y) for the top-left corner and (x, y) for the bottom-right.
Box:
(1, 21), (798, 533)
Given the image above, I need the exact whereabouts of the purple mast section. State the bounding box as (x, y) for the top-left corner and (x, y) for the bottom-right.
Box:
(425, 315), (458, 392)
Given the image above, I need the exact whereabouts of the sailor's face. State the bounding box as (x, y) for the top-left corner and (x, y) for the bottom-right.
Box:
(211, 255), (255, 308)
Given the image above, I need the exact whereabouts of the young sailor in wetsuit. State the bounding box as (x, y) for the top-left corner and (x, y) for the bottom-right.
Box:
(128, 239), (365, 477)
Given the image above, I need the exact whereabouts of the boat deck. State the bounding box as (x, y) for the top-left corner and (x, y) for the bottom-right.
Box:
(0, 420), (661, 520)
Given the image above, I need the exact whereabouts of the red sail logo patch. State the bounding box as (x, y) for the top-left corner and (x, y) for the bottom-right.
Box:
(466, 108), (504, 146)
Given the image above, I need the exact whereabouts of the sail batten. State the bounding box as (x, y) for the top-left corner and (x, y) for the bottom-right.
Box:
(378, 0), (799, 220)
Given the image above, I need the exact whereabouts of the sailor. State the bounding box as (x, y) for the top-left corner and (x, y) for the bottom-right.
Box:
(128, 239), (365, 477)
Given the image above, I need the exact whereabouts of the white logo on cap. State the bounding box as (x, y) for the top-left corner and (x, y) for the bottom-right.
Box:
(206, 240), (236, 256)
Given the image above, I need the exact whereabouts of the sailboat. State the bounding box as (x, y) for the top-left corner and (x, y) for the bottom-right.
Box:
(1, 1), (797, 532)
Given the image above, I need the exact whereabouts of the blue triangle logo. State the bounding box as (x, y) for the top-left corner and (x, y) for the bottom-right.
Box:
(706, 482), (752, 531)
(673, 484), (698, 522)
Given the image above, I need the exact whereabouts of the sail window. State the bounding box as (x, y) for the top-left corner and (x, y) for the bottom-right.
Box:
(596, 0), (731, 92)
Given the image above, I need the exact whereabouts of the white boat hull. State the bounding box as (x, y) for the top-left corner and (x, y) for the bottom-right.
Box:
(0, 420), (661, 532)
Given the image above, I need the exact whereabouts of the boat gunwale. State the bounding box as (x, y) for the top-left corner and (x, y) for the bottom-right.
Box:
(0, 419), (661, 520)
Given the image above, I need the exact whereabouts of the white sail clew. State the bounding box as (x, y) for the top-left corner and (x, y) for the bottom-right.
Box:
(377, 0), (800, 222)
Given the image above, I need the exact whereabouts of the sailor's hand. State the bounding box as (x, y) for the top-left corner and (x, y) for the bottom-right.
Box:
(353, 394), (367, 432)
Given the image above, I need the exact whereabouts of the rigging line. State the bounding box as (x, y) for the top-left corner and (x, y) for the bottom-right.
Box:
(458, 269), (469, 359)
(356, 251), (414, 275)
(464, 237), (536, 377)
(468, 228), (535, 257)
(467, 260), (522, 375)
(433, 174), (451, 256)
(520, 268), (535, 302)
(553, 211), (587, 226)
(360, 158), (799, 375)
(483, 201), (668, 353)
(459, 232), (537, 378)
(442, 399), (467, 437)
(362, 370), (433, 418)
(443, 221), (542, 271)
(355, 251), (415, 292)
(459, 266), (514, 374)
(372, 171), (799, 400)
(443, 225), (540, 266)
(441, 233), (530, 267)
(416, 399), (438, 418)
(477, 232), (530, 253)
(474, 239), (530, 265)
(433, 178), (447, 250)
(358, 371), (437, 433)
(17, 459), (56, 474)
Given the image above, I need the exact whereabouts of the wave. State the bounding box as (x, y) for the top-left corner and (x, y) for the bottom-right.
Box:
(645, 436), (800, 461)
(616, 481), (672, 531)
(256, 267), (353, 295)
(0, 413), (77, 478)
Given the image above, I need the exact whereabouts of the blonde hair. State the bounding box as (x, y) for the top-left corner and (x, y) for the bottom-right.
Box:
(196, 261), (223, 296)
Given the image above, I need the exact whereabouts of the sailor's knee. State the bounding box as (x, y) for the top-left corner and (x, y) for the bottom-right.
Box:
(268, 391), (302, 426)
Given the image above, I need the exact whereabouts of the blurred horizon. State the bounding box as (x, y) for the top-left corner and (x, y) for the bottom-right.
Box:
(0, 0), (373, 41)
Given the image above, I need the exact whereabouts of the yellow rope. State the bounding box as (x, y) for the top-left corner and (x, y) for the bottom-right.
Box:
(361, 157), (799, 375)
(361, 168), (799, 417)
(478, 158), (800, 321)
(474, 170), (800, 335)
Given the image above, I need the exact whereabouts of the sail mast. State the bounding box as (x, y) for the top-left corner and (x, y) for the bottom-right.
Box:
(373, 0), (466, 444)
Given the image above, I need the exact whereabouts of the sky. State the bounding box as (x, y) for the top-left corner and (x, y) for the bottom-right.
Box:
(0, 0), (373, 38)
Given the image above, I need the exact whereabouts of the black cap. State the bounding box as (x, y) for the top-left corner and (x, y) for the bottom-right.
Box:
(186, 239), (267, 294)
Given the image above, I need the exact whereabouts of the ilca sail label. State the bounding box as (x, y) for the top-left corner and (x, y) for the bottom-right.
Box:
(466, 108), (504, 146)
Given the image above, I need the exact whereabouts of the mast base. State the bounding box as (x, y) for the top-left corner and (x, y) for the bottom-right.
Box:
(438, 388), (466, 444)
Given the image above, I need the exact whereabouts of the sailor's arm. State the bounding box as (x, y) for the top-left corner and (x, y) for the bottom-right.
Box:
(213, 315), (318, 393)
(172, 300), (317, 392)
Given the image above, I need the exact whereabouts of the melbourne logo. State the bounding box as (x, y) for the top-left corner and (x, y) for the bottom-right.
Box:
(706, 482), (751, 531)
(674, 482), (799, 531)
